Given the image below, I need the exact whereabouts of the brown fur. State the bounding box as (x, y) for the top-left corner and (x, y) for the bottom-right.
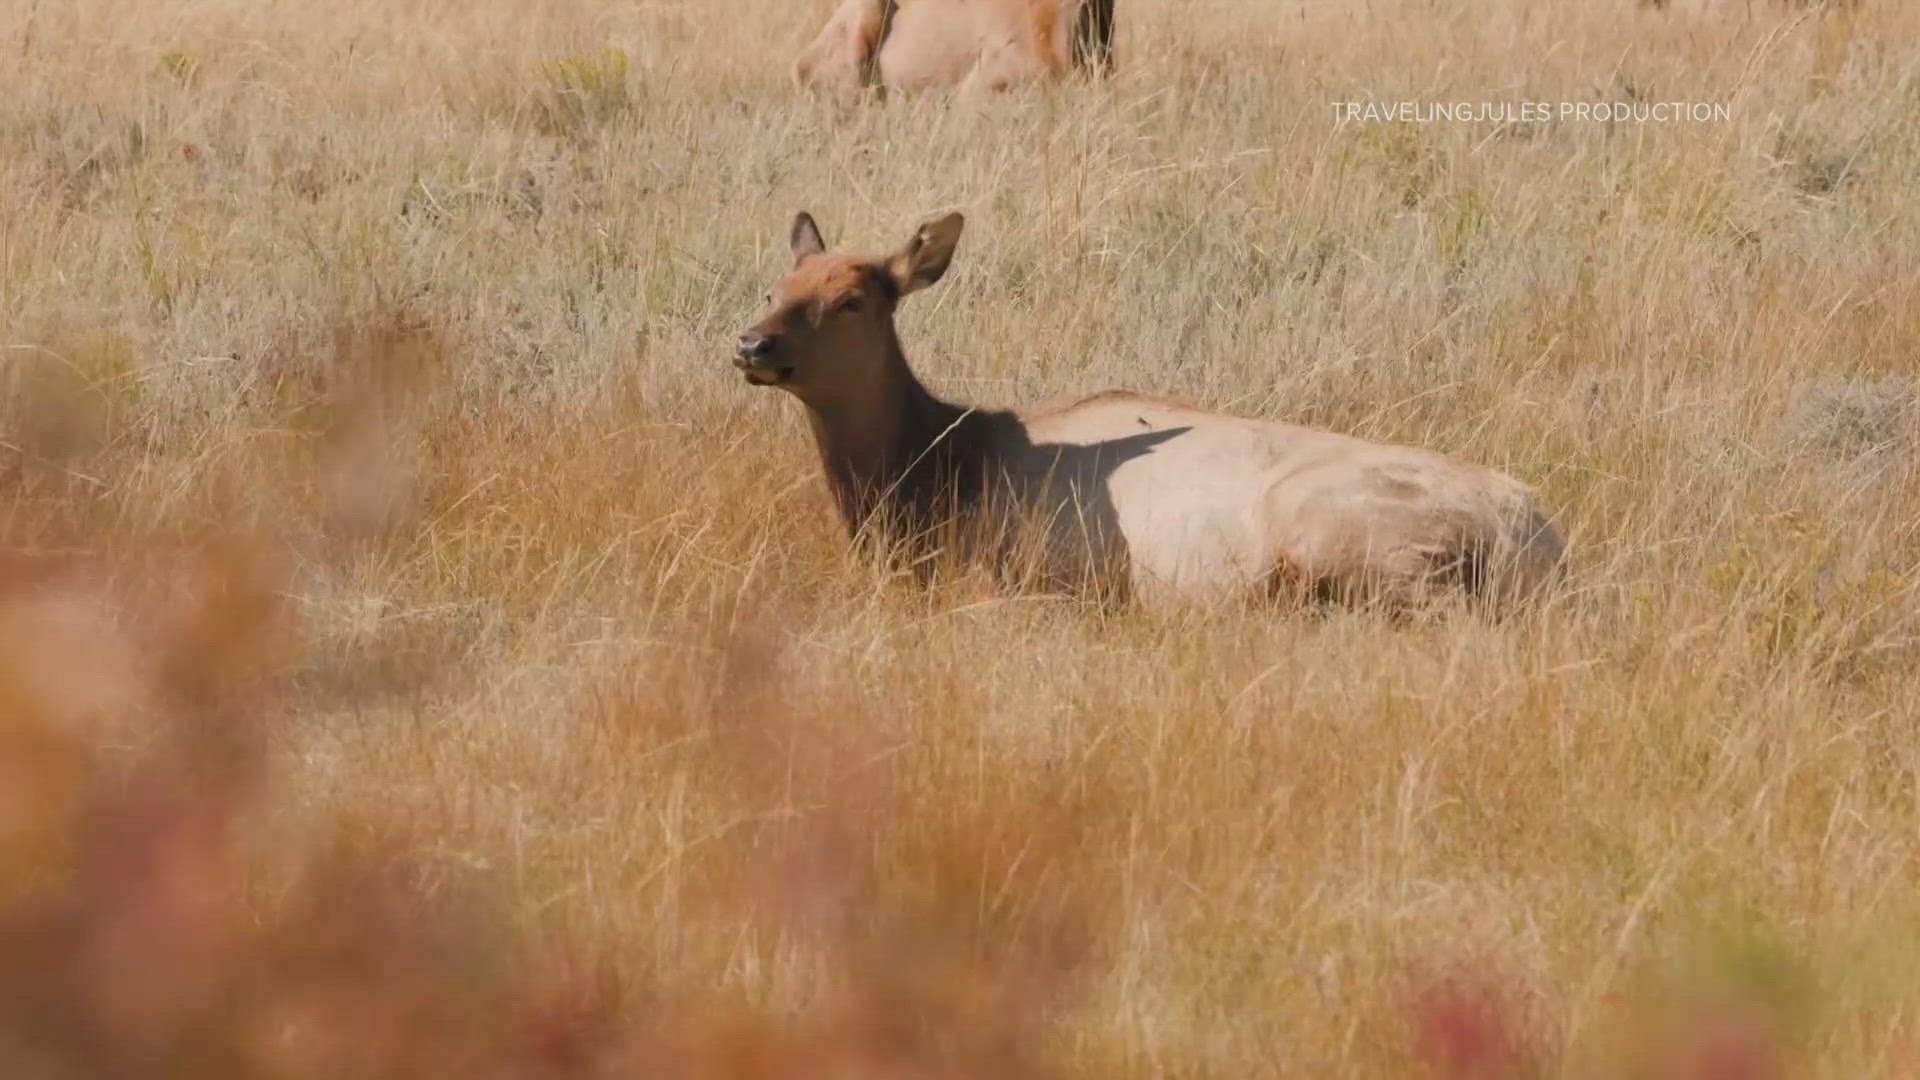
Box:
(735, 211), (1566, 610)
(791, 0), (1115, 95)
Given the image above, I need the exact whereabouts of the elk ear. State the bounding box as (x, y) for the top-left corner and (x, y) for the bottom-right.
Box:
(790, 211), (826, 263)
(888, 211), (964, 296)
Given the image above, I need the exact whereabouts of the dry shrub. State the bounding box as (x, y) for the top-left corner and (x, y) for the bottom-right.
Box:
(0, 533), (1108, 1077)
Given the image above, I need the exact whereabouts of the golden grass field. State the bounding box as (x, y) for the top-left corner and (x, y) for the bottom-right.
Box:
(4, 0), (1920, 1074)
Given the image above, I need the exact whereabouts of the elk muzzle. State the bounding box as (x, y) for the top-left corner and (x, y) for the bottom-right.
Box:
(733, 332), (793, 385)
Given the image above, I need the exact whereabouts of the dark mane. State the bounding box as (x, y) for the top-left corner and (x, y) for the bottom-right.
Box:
(1071, 0), (1116, 72)
(816, 373), (1020, 556)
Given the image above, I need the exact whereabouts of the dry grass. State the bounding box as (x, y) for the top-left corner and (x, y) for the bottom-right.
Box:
(4, 0), (1920, 1074)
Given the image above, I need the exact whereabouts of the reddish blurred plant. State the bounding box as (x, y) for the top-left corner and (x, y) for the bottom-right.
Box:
(0, 542), (1098, 1079)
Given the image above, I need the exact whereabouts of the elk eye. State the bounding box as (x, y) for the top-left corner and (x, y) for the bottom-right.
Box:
(834, 294), (863, 314)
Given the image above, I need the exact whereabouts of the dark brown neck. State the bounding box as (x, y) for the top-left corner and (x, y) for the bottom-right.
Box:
(802, 327), (984, 544)
(859, 0), (900, 87)
(1072, 0), (1116, 72)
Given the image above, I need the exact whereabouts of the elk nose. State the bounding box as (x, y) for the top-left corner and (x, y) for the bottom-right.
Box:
(736, 332), (772, 361)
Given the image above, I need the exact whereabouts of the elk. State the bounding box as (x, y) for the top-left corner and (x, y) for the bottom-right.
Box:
(791, 0), (1115, 95)
(734, 211), (1565, 609)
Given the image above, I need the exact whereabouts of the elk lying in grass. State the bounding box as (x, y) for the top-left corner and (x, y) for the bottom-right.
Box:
(792, 0), (1115, 95)
(734, 211), (1565, 610)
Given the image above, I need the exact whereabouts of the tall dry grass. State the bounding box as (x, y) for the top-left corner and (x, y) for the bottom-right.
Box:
(3, 0), (1920, 1074)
